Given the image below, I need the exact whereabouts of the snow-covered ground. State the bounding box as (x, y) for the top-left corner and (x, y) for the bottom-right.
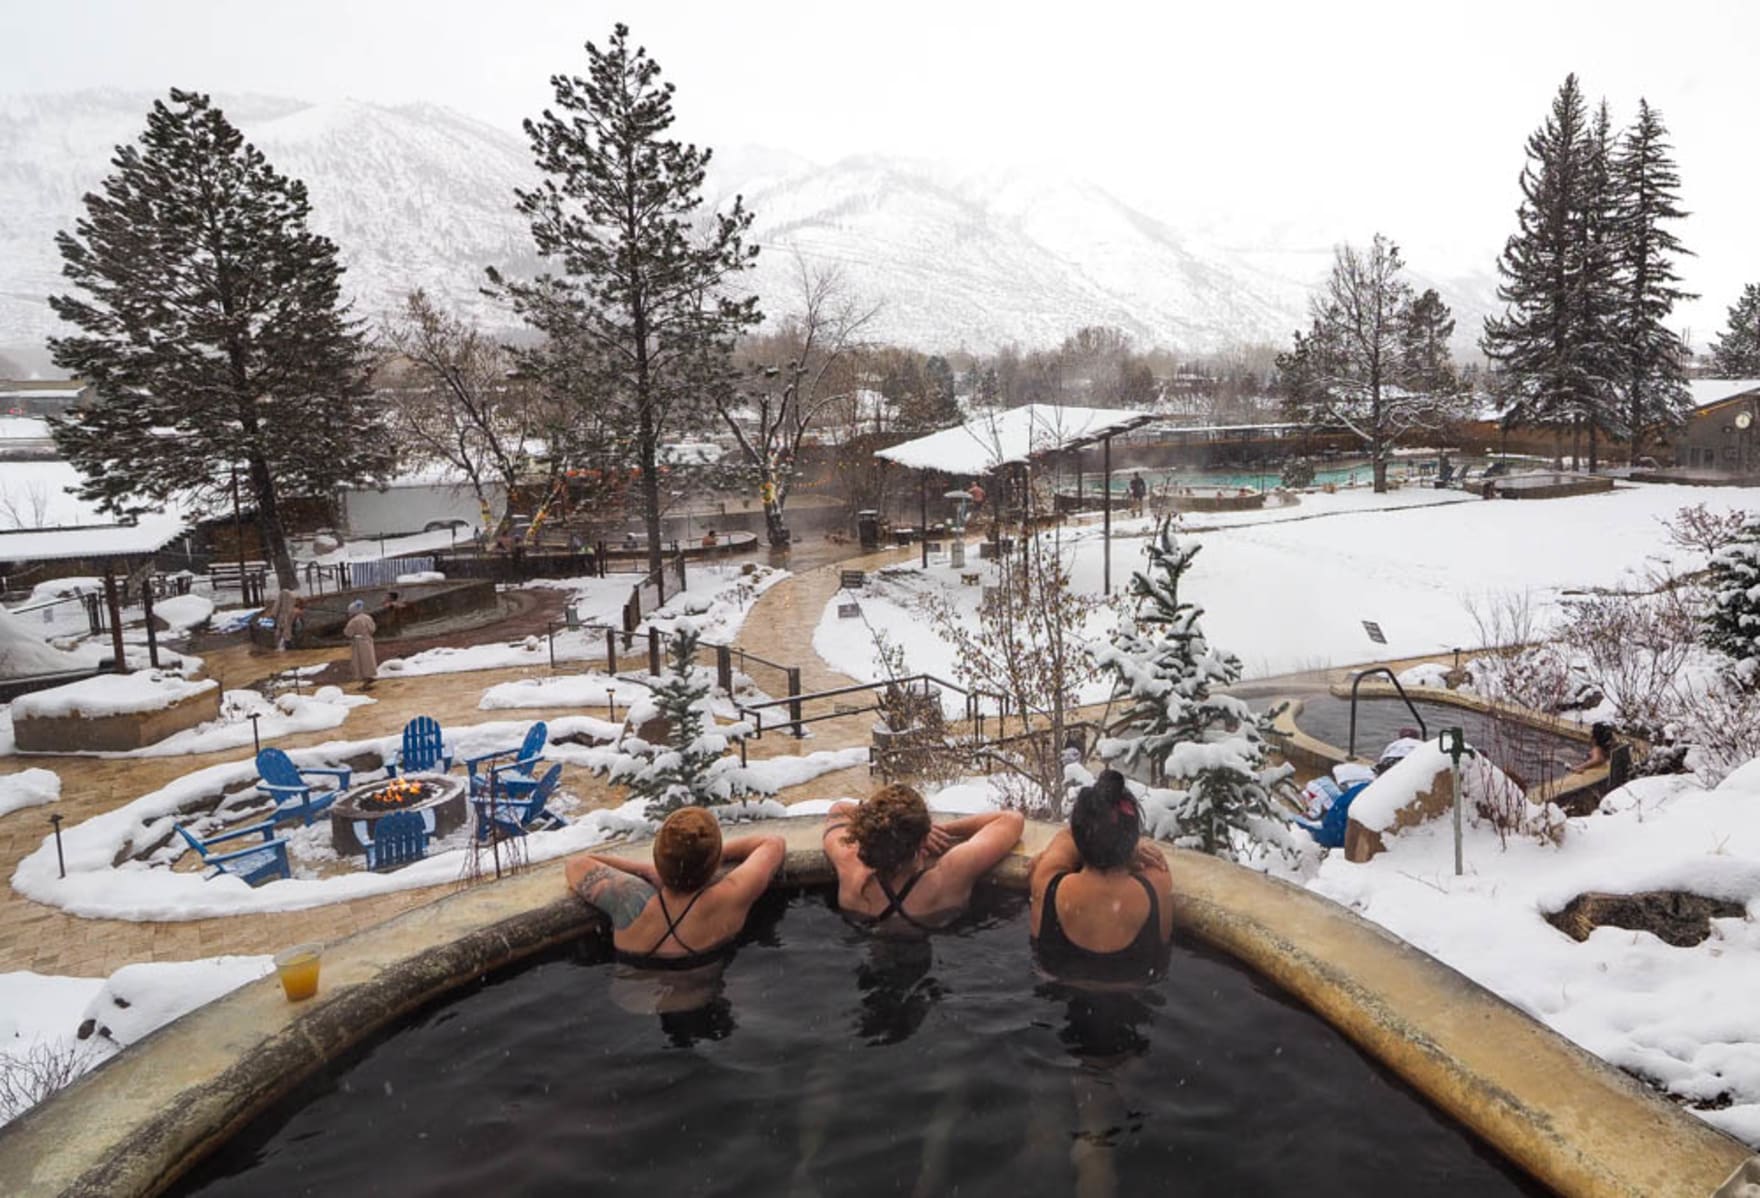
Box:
(0, 955), (270, 1127)
(0, 768), (58, 818)
(380, 563), (786, 680)
(816, 483), (1760, 687)
(8, 717), (862, 921)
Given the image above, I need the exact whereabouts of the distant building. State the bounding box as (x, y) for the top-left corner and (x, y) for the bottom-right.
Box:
(0, 379), (91, 418)
(1674, 379), (1760, 473)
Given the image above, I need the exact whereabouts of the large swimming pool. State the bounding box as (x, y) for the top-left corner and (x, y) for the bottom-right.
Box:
(173, 887), (1540, 1196)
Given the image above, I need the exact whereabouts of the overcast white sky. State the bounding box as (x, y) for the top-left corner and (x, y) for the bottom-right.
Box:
(4, 0), (1756, 341)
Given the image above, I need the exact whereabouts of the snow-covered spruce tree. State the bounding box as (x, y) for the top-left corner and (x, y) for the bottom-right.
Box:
(1710, 283), (1760, 377)
(1482, 75), (1624, 465)
(620, 621), (753, 818)
(49, 90), (388, 591)
(1612, 98), (1694, 463)
(1095, 519), (1293, 859)
(1703, 515), (1760, 684)
(487, 23), (760, 578)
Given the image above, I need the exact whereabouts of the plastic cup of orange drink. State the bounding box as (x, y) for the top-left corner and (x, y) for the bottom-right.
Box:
(274, 944), (323, 1002)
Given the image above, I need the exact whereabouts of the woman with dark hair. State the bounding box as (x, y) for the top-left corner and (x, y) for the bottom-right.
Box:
(824, 784), (1024, 933)
(565, 806), (784, 968)
(1029, 770), (1172, 982)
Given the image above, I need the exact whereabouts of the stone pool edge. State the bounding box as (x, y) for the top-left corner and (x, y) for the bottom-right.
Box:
(0, 816), (1749, 1198)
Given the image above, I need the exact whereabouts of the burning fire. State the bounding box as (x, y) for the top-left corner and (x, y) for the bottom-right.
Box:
(360, 775), (431, 813)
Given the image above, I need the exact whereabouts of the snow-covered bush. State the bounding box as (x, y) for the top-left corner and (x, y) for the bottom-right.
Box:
(1703, 513), (1760, 684)
(609, 621), (754, 818)
(1095, 519), (1292, 859)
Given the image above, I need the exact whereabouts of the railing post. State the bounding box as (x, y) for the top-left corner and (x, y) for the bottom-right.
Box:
(547, 621), (556, 669)
(787, 667), (804, 738)
(716, 643), (734, 694)
(648, 626), (662, 676)
(606, 629), (618, 674)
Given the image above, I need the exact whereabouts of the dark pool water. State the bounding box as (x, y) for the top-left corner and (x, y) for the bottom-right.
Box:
(1292, 695), (1578, 789)
(175, 888), (1540, 1197)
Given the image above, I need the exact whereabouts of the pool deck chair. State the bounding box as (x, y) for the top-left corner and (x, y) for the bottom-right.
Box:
(472, 764), (566, 842)
(255, 748), (351, 827)
(464, 721), (548, 801)
(174, 821), (291, 887)
(357, 809), (434, 872)
(392, 716), (454, 776)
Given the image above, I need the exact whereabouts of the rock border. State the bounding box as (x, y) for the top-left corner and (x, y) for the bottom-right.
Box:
(0, 817), (1750, 1198)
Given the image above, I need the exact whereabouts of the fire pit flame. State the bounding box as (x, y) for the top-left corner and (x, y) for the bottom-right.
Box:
(359, 775), (433, 813)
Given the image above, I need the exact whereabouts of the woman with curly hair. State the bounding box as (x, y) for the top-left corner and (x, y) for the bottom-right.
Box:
(1029, 769), (1172, 983)
(565, 806), (784, 968)
(823, 785), (1024, 933)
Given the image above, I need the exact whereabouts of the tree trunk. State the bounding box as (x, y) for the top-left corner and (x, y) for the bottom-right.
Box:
(248, 455), (299, 591)
(638, 400), (663, 577)
(1588, 421), (1599, 473)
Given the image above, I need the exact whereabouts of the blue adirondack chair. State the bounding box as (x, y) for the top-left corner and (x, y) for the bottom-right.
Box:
(174, 821), (291, 887)
(356, 808), (433, 872)
(391, 716), (454, 776)
(255, 748), (352, 826)
(1293, 780), (1371, 849)
(463, 721), (548, 800)
(472, 764), (566, 842)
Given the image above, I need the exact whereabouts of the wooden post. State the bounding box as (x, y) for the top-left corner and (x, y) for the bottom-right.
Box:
(716, 644), (734, 694)
(648, 627), (662, 677)
(606, 629), (618, 674)
(1102, 434), (1113, 595)
(919, 472), (928, 568)
(140, 575), (160, 669)
(102, 567), (126, 673)
(230, 465), (249, 603)
(787, 666), (804, 738)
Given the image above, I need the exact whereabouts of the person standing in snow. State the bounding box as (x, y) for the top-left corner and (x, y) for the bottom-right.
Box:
(1128, 472), (1148, 516)
(1028, 770), (1172, 984)
(271, 585), (301, 651)
(343, 598), (378, 691)
(823, 785), (1024, 933)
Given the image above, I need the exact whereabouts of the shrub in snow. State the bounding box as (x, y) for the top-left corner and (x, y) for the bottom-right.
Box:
(612, 621), (754, 818)
(1095, 520), (1293, 859)
(0, 1040), (100, 1125)
(1703, 514), (1760, 683)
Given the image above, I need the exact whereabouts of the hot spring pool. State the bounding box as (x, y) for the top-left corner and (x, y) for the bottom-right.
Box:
(172, 887), (1539, 1196)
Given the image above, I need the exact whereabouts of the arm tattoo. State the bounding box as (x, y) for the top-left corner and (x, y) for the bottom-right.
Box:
(573, 864), (654, 930)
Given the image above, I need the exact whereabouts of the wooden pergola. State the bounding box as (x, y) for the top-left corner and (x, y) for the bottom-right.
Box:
(874, 404), (1158, 591)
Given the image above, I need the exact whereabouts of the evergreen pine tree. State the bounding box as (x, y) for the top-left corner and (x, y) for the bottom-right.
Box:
(1613, 98), (1694, 462)
(623, 621), (752, 817)
(1399, 288), (1460, 398)
(1574, 101), (1626, 470)
(487, 24), (761, 577)
(1095, 520), (1293, 859)
(1703, 515), (1760, 683)
(1710, 284), (1760, 376)
(1483, 75), (1617, 457)
(48, 90), (387, 590)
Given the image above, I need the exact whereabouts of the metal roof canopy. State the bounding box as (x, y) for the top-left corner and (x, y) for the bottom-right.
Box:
(0, 518), (186, 565)
(874, 404), (1157, 475)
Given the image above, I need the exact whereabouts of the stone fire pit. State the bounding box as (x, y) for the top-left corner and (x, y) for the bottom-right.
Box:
(328, 773), (468, 856)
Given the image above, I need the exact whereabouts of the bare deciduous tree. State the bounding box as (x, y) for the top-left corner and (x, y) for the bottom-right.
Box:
(720, 255), (879, 545)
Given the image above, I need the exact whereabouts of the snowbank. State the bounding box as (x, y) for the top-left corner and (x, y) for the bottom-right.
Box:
(1308, 756), (1760, 1146)
(12, 671), (216, 720)
(0, 605), (84, 678)
(0, 769), (60, 818)
(152, 594), (213, 631)
(1347, 742), (1524, 834)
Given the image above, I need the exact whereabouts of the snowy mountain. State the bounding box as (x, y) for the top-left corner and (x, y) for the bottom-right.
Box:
(0, 90), (1497, 369)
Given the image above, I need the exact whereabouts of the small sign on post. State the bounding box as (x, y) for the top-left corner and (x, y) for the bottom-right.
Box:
(1361, 619), (1387, 645)
(837, 601), (862, 619)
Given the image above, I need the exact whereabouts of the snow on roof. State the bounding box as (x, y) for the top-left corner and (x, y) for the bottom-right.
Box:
(876, 404), (1154, 473)
(1688, 379), (1760, 411)
(0, 515), (188, 563)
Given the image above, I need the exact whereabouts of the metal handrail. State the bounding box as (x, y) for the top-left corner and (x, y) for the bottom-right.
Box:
(737, 672), (1009, 737)
(1348, 667), (1428, 759)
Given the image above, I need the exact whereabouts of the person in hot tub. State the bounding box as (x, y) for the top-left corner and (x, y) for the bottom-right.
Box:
(1028, 770), (1173, 984)
(823, 784), (1024, 934)
(565, 807), (784, 971)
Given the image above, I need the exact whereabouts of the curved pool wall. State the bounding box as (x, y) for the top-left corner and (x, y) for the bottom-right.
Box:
(0, 818), (1750, 1198)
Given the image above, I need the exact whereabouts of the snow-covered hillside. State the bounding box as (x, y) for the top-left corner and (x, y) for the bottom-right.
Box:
(0, 90), (1499, 363)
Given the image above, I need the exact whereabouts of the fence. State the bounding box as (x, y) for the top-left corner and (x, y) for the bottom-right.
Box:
(347, 556), (436, 589)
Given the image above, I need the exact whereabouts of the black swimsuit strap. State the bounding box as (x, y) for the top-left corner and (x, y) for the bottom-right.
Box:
(649, 887), (709, 956)
(1043, 871), (1160, 948)
(1131, 873), (1162, 949)
(871, 869), (930, 929)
